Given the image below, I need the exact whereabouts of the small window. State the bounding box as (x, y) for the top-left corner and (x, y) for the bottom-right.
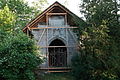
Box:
(49, 16), (65, 27)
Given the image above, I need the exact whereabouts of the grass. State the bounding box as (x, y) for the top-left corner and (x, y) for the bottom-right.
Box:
(39, 73), (74, 80)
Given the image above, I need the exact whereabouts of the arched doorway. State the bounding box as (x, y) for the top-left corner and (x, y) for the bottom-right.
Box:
(48, 39), (67, 67)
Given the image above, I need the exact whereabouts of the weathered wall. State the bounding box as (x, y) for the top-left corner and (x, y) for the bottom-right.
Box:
(32, 24), (78, 68)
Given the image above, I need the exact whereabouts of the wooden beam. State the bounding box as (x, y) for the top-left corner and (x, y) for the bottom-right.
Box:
(40, 46), (77, 48)
(30, 27), (78, 30)
(27, 3), (68, 28)
(40, 67), (71, 73)
(23, 2), (75, 31)
(28, 27), (30, 30)
(47, 70), (71, 73)
(26, 4), (56, 27)
(27, 29), (29, 36)
(47, 13), (67, 15)
(65, 14), (67, 25)
(57, 4), (72, 15)
(40, 67), (71, 70)
(46, 12), (49, 68)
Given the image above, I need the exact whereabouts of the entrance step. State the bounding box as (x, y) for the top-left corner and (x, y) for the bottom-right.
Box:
(39, 67), (71, 73)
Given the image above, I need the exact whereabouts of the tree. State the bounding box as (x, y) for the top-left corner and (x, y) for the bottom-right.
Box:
(0, 0), (48, 29)
(0, 5), (15, 31)
(72, 0), (120, 80)
(31, 0), (48, 16)
(0, 31), (42, 80)
(0, 0), (32, 29)
(80, 0), (120, 38)
(0, 1), (45, 79)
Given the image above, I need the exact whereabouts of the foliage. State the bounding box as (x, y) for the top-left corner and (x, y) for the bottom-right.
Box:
(0, 0), (32, 29)
(0, 0), (30, 14)
(72, 53), (118, 80)
(80, 0), (120, 38)
(0, 31), (42, 80)
(72, 23), (119, 80)
(72, 0), (120, 80)
(0, 0), (48, 29)
(0, 5), (15, 30)
(31, 0), (48, 16)
(40, 73), (74, 80)
(0, 0), (48, 79)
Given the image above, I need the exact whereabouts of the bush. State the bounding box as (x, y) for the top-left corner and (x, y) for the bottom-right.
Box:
(71, 53), (118, 80)
(0, 31), (42, 80)
(71, 54), (92, 80)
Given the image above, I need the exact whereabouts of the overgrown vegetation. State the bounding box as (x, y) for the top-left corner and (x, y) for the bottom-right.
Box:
(72, 0), (120, 80)
(0, 0), (47, 29)
(0, 0), (120, 80)
(39, 73), (74, 80)
(0, 31), (42, 80)
(0, 0), (48, 79)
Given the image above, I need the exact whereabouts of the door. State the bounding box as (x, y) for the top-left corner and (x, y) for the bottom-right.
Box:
(48, 39), (67, 67)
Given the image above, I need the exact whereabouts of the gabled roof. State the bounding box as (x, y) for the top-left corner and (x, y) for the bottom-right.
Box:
(23, 1), (86, 32)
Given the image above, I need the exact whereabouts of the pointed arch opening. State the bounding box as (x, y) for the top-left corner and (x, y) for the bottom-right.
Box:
(48, 39), (67, 67)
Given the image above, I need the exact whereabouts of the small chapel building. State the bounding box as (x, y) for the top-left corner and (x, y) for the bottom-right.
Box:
(23, 1), (85, 72)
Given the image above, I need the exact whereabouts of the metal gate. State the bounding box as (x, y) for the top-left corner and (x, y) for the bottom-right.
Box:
(48, 39), (67, 67)
(49, 47), (67, 67)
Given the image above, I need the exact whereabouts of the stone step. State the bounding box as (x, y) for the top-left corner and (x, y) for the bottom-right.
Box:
(39, 67), (71, 73)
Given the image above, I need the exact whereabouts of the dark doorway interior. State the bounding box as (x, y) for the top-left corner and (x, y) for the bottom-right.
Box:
(48, 39), (67, 67)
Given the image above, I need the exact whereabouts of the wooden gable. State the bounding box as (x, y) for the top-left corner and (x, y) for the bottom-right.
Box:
(23, 1), (85, 33)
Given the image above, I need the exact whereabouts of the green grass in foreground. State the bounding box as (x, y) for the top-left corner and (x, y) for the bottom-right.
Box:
(40, 73), (74, 80)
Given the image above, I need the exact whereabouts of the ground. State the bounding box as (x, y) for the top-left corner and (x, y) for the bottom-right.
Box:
(36, 73), (74, 80)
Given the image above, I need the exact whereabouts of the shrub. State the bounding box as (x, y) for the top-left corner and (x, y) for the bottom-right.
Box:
(71, 53), (118, 80)
(0, 31), (42, 80)
(71, 54), (92, 80)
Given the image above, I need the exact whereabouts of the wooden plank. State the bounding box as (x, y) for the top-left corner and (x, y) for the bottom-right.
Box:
(47, 13), (67, 15)
(65, 14), (67, 25)
(57, 3), (72, 15)
(27, 27), (30, 30)
(40, 67), (71, 70)
(40, 67), (72, 73)
(40, 46), (77, 48)
(27, 2), (68, 28)
(23, 2), (76, 31)
(30, 27), (78, 30)
(46, 12), (49, 68)
(47, 70), (70, 73)
(27, 29), (28, 35)
(26, 4), (56, 28)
